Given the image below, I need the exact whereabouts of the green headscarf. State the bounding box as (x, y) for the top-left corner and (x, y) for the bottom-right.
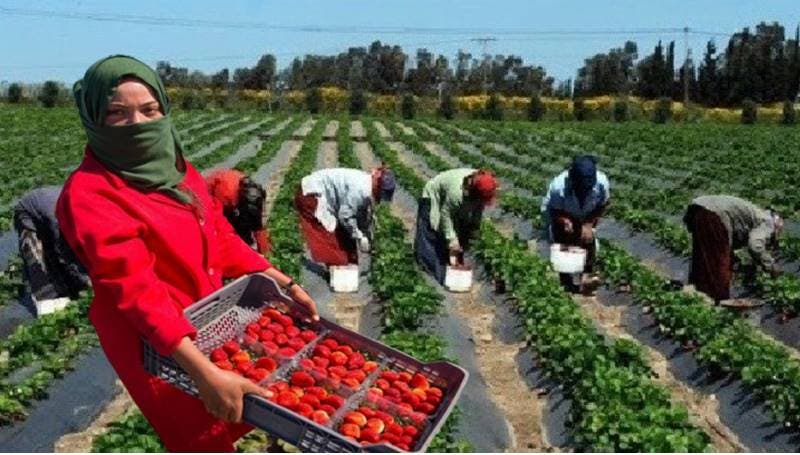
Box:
(74, 55), (192, 204)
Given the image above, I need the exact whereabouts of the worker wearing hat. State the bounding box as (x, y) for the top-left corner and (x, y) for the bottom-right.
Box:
(415, 168), (498, 284)
(541, 155), (611, 293)
(295, 166), (396, 267)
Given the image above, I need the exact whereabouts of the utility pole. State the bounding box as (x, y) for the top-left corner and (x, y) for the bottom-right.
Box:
(683, 26), (691, 106)
(471, 36), (497, 94)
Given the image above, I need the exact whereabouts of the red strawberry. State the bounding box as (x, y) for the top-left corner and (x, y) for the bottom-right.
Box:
(305, 386), (327, 398)
(410, 373), (429, 391)
(357, 406), (377, 418)
(299, 358), (315, 370)
(338, 345), (354, 356)
(290, 371), (315, 388)
(393, 381), (410, 392)
(285, 326), (301, 338)
(222, 340), (240, 355)
(328, 366), (348, 378)
(346, 369), (366, 383)
(259, 330), (275, 342)
(288, 337), (306, 351)
(428, 386), (443, 398)
(402, 426), (417, 437)
(416, 402), (436, 414)
(246, 322), (261, 334)
(365, 418), (385, 434)
(362, 361), (379, 373)
(330, 351), (348, 366)
(375, 379), (390, 390)
(242, 334), (258, 347)
(246, 368), (269, 382)
(311, 410), (330, 425)
(347, 352), (366, 370)
(295, 403), (314, 418)
(278, 347), (296, 357)
(214, 360), (233, 370)
(312, 356), (330, 368)
(344, 411), (367, 427)
(342, 377), (360, 389)
(402, 391), (421, 407)
(258, 316), (271, 327)
(383, 433), (400, 445)
(395, 443), (410, 451)
(360, 427), (381, 443)
(313, 345), (332, 358)
(384, 387), (401, 398)
(300, 394), (321, 409)
(272, 381), (290, 392)
(255, 357), (277, 372)
(276, 314), (294, 327)
(321, 338), (339, 350)
(277, 391), (299, 408)
(262, 341), (279, 356)
(398, 372), (413, 383)
(236, 361), (254, 374)
(210, 348), (228, 362)
(380, 371), (399, 382)
(322, 395), (345, 409)
(319, 404), (336, 415)
(231, 351), (251, 363)
(300, 330), (317, 342)
(340, 423), (360, 439)
(267, 323), (284, 334)
(387, 423), (404, 436)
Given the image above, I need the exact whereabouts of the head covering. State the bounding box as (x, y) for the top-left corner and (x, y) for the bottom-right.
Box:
(73, 55), (191, 204)
(568, 155), (598, 195)
(472, 170), (498, 204)
(378, 169), (396, 202)
(206, 169), (245, 208)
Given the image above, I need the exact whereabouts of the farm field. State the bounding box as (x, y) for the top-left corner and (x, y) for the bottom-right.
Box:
(1, 105), (800, 452)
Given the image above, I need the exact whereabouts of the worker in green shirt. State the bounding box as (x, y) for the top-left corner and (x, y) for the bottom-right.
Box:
(414, 168), (498, 283)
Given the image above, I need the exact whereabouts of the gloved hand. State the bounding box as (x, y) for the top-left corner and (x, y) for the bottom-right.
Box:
(358, 236), (371, 253)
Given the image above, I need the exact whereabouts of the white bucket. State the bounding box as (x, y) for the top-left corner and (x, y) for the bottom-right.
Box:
(330, 265), (359, 293)
(445, 266), (473, 293)
(33, 297), (71, 317)
(549, 244), (587, 274)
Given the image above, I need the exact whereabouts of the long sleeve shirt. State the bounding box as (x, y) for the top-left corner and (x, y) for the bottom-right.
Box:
(300, 168), (373, 240)
(541, 170), (611, 238)
(421, 168), (483, 242)
(690, 195), (776, 269)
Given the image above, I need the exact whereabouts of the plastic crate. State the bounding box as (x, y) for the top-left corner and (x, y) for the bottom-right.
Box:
(143, 273), (468, 452)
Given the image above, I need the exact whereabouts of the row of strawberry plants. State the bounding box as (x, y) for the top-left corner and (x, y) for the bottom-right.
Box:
(183, 113), (259, 154)
(265, 117), (325, 280)
(234, 116), (302, 174)
(0, 257), (23, 308)
(367, 119), (710, 451)
(190, 116), (279, 171)
(597, 240), (800, 429)
(351, 120), (471, 452)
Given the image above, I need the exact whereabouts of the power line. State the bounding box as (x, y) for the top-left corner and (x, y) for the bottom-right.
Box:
(0, 6), (730, 37)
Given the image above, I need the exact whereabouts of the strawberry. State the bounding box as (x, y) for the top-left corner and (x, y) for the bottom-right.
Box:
(393, 381), (410, 392)
(295, 403), (314, 418)
(402, 391), (421, 407)
(374, 410), (394, 425)
(246, 322), (261, 335)
(380, 371), (399, 382)
(338, 345), (354, 356)
(387, 423), (404, 437)
(313, 345), (331, 358)
(300, 330), (317, 342)
(267, 323), (284, 334)
(214, 360), (234, 370)
(290, 371), (315, 388)
(342, 377), (360, 389)
(311, 410), (330, 425)
(312, 356), (330, 368)
(416, 402), (436, 414)
(276, 314), (294, 327)
(230, 351), (251, 363)
(360, 427), (381, 443)
(290, 386), (305, 397)
(300, 394), (321, 409)
(375, 379), (390, 390)
(395, 443), (410, 451)
(400, 435), (413, 445)
(260, 341), (278, 355)
(362, 361), (379, 373)
(383, 433), (400, 445)
(426, 394), (441, 406)
(322, 395), (345, 409)
(285, 326), (301, 338)
(258, 316), (271, 327)
(259, 330), (275, 342)
(384, 387), (401, 398)
(272, 381), (290, 392)
(340, 423), (360, 439)
(242, 334), (258, 347)
(275, 333), (289, 346)
(410, 373), (429, 391)
(330, 351), (348, 366)
(347, 352), (366, 370)
(321, 338), (339, 350)
(346, 369), (366, 383)
(255, 357), (277, 372)
(288, 337), (306, 351)
(319, 404), (336, 415)
(278, 347), (296, 357)
(210, 348), (228, 362)
(365, 418), (385, 434)
(305, 386), (327, 398)
(398, 372), (413, 383)
(357, 406), (377, 418)
(236, 361), (254, 374)
(328, 366), (348, 378)
(344, 411), (367, 427)
(428, 386), (443, 398)
(246, 368), (269, 382)
(367, 387), (384, 398)
(222, 340), (240, 355)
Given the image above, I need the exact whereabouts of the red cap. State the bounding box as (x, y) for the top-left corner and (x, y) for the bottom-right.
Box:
(206, 169), (245, 208)
(472, 171), (498, 204)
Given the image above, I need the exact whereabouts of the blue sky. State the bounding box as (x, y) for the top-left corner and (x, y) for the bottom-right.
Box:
(1, 0), (798, 84)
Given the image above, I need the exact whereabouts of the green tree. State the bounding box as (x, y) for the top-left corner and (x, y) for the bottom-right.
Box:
(652, 97), (673, 124)
(527, 92), (546, 121)
(613, 99), (629, 122)
(741, 98), (758, 124)
(38, 81), (62, 108)
(782, 99), (797, 125)
(306, 87), (322, 114)
(484, 92), (504, 121)
(349, 89), (367, 115)
(401, 93), (416, 119)
(439, 91), (456, 120)
(7, 83), (23, 103)
(573, 99), (588, 121)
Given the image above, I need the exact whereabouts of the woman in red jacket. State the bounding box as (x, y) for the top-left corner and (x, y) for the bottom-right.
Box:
(56, 55), (318, 452)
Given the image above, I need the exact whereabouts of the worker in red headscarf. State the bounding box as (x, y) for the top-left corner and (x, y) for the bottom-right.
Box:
(414, 168), (498, 284)
(206, 169), (271, 255)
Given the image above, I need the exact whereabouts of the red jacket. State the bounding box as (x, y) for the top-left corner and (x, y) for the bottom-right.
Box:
(57, 149), (272, 452)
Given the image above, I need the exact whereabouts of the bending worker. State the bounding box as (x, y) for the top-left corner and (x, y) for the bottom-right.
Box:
(683, 194), (783, 303)
(206, 169), (271, 255)
(541, 155), (611, 292)
(294, 166), (396, 267)
(415, 168), (498, 284)
(13, 186), (89, 314)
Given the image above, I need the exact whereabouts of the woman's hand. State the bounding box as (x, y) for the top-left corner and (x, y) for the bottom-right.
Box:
(194, 367), (272, 422)
(288, 285), (320, 321)
(172, 337), (272, 423)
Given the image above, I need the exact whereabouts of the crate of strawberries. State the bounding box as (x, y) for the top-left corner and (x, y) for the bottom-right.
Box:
(142, 273), (468, 452)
